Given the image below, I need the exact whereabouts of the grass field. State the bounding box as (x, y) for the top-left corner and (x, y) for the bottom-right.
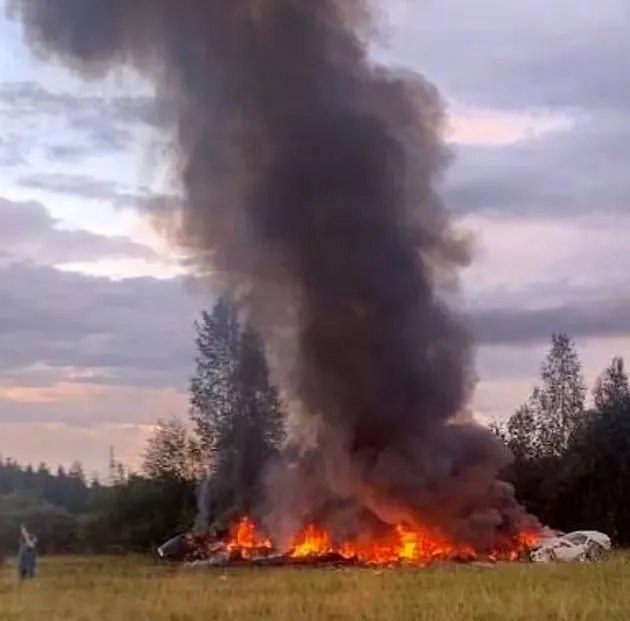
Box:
(2, 555), (630, 620)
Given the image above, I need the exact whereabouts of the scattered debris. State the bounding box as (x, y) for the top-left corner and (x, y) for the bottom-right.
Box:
(160, 526), (611, 567)
(157, 516), (537, 569)
(157, 534), (189, 561)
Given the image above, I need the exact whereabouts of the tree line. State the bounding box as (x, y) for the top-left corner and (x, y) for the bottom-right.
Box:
(494, 333), (630, 544)
(2, 297), (629, 556)
(1, 296), (283, 557)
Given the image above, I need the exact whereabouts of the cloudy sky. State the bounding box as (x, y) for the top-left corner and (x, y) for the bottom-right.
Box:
(1, 0), (629, 478)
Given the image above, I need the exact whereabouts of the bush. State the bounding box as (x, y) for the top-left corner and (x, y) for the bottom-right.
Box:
(0, 490), (80, 555)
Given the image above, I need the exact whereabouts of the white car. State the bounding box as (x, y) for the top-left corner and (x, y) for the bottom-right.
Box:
(530, 530), (611, 563)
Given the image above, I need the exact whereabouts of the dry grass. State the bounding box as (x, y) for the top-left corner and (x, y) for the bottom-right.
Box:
(2, 554), (630, 620)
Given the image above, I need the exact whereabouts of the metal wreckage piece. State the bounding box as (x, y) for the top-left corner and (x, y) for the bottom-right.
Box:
(528, 530), (611, 563)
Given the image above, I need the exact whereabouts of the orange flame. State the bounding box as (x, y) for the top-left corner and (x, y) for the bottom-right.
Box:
(290, 524), (333, 557)
(222, 516), (538, 565)
(226, 517), (272, 559)
(288, 522), (519, 565)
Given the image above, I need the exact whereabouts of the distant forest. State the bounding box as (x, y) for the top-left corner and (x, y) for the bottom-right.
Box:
(0, 296), (284, 557)
(2, 297), (630, 557)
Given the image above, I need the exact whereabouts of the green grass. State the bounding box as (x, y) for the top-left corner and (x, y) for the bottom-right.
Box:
(2, 554), (630, 620)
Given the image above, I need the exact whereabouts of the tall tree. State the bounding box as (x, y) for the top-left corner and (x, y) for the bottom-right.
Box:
(531, 333), (586, 456)
(189, 296), (285, 528)
(499, 334), (586, 523)
(554, 357), (630, 542)
(189, 296), (240, 456)
(593, 356), (630, 413)
(209, 324), (285, 522)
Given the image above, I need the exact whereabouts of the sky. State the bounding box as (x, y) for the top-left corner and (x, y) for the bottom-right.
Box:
(1, 0), (629, 479)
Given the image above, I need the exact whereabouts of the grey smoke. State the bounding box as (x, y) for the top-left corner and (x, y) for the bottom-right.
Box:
(8, 0), (539, 548)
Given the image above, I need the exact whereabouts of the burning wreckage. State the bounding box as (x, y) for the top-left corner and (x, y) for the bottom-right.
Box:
(158, 523), (611, 568)
(9, 0), (613, 571)
(158, 517), (539, 568)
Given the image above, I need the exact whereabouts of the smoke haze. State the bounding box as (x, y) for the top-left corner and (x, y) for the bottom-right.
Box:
(8, 0), (539, 548)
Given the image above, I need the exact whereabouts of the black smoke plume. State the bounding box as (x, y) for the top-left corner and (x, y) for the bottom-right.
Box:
(8, 0), (540, 548)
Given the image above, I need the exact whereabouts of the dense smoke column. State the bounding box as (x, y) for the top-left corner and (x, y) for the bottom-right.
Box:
(9, 0), (538, 546)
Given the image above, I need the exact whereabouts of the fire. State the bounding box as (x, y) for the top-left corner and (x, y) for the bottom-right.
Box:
(226, 517), (272, 559)
(517, 531), (540, 548)
(288, 522), (528, 565)
(290, 525), (333, 557)
(220, 516), (538, 566)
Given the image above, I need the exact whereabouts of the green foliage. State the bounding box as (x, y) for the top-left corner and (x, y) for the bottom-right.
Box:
(190, 296), (285, 527)
(0, 298), (286, 556)
(82, 476), (197, 553)
(0, 460), (197, 555)
(4, 324), (630, 557)
(505, 404), (536, 462)
(593, 356), (630, 413)
(530, 333), (586, 456)
(0, 460), (93, 555)
(190, 297), (240, 457)
(500, 336), (630, 544)
(0, 490), (79, 554)
(142, 418), (203, 482)
(557, 357), (630, 541)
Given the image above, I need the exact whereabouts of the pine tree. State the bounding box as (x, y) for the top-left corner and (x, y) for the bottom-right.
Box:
(210, 324), (285, 519)
(189, 296), (240, 456)
(68, 461), (86, 484)
(556, 357), (630, 542)
(35, 463), (50, 497)
(499, 334), (586, 523)
(189, 296), (285, 527)
(593, 356), (630, 413)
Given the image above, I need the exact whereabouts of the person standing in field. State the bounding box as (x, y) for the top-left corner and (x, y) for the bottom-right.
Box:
(17, 523), (38, 580)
